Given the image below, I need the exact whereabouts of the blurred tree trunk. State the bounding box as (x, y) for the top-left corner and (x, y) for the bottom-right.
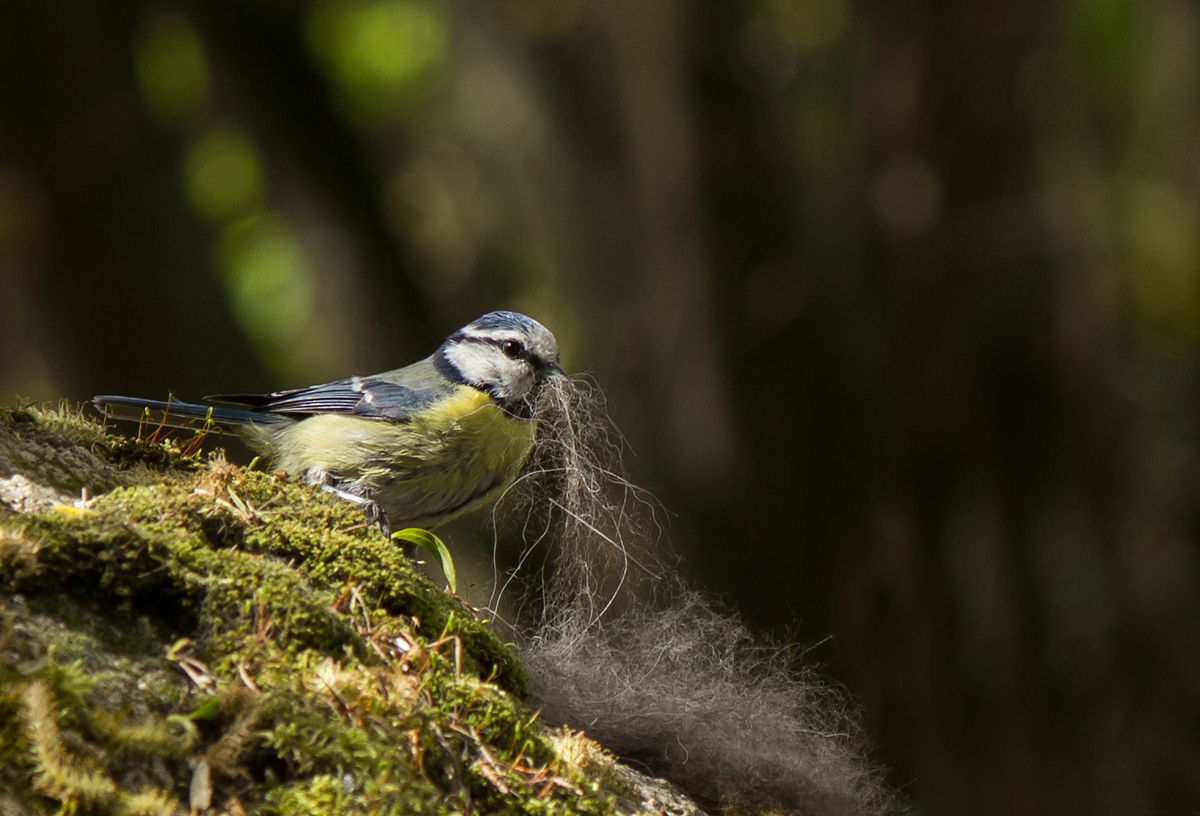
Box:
(599, 0), (737, 490)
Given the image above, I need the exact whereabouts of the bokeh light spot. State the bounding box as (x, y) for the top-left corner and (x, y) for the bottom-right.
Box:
(217, 215), (316, 371)
(1069, 0), (1135, 79)
(185, 128), (265, 223)
(308, 0), (449, 122)
(740, 0), (851, 88)
(1124, 182), (1200, 342)
(133, 12), (212, 128)
(874, 155), (943, 237)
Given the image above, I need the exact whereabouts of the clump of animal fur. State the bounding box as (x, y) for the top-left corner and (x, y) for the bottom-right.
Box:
(493, 376), (668, 627)
(499, 376), (895, 815)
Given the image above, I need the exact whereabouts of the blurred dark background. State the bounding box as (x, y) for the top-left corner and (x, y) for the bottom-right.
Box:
(2, 0), (1199, 813)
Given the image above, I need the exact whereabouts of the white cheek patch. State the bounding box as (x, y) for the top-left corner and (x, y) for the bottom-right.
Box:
(446, 342), (502, 385)
(444, 341), (536, 403)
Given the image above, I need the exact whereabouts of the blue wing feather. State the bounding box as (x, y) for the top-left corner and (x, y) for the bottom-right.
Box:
(98, 359), (452, 429)
(207, 365), (447, 423)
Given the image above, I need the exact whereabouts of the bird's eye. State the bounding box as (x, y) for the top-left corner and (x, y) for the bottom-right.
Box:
(502, 340), (524, 359)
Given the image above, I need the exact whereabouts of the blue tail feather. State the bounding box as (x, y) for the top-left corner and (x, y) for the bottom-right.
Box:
(92, 395), (276, 429)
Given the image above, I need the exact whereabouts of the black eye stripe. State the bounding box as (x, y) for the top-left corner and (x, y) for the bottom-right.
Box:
(463, 335), (527, 354)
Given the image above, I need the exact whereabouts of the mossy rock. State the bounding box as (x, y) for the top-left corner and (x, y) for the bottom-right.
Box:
(0, 406), (700, 816)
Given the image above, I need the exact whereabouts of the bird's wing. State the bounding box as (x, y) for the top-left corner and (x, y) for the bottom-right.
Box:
(208, 359), (449, 423)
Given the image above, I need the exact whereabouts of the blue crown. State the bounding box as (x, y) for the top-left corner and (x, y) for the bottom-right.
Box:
(466, 311), (542, 334)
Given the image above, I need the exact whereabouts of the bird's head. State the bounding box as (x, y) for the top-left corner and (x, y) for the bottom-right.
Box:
(435, 311), (565, 416)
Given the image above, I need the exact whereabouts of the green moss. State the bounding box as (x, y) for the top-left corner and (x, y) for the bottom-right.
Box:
(0, 403), (202, 505)
(4, 453), (525, 694)
(0, 406), (620, 816)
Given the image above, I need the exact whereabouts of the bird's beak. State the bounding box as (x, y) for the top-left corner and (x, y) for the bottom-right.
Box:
(546, 361), (567, 379)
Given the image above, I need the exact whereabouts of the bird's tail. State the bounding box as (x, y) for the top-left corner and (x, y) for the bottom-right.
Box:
(92, 396), (275, 431)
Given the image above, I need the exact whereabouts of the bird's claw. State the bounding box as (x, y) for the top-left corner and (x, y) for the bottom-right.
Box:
(363, 500), (391, 538)
(319, 482), (391, 537)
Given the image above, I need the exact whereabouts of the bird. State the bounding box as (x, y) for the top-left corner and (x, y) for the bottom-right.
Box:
(94, 311), (564, 532)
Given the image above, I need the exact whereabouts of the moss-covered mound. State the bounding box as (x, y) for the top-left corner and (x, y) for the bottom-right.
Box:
(0, 406), (689, 816)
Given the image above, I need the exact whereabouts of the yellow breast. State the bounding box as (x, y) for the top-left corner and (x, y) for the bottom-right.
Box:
(268, 385), (536, 528)
(413, 386), (536, 473)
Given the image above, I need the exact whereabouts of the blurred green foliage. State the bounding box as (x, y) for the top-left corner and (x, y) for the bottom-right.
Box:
(217, 214), (321, 378)
(133, 12), (212, 128)
(308, 0), (449, 125)
(185, 128), (264, 222)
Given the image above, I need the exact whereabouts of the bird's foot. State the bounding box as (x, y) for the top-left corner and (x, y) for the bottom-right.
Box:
(319, 483), (392, 538)
(363, 499), (392, 539)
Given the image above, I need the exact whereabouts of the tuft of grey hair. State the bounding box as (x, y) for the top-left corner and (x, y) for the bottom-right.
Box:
(522, 591), (894, 816)
(492, 375), (669, 629)
(500, 375), (896, 815)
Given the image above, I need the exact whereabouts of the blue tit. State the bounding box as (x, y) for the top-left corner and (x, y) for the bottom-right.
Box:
(94, 311), (564, 531)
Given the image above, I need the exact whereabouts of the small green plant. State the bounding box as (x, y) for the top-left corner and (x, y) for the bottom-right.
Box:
(394, 527), (458, 593)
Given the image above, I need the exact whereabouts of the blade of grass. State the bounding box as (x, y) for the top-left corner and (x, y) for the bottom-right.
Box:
(392, 528), (457, 594)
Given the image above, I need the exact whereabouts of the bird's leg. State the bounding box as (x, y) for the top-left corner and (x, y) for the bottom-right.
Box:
(310, 472), (392, 538)
(323, 485), (392, 538)
(362, 499), (392, 539)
